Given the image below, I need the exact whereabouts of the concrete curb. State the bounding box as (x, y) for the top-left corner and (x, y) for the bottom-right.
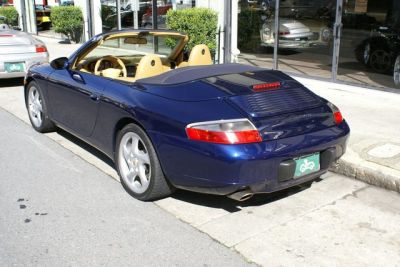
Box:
(330, 148), (400, 193)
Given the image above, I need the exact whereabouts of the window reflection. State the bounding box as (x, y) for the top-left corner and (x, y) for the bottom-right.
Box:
(338, 0), (400, 88)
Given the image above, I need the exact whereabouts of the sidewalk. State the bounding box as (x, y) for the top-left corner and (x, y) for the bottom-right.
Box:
(38, 36), (400, 193)
(295, 77), (400, 193)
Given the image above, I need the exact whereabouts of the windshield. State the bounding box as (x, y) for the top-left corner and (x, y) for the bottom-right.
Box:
(86, 34), (184, 59)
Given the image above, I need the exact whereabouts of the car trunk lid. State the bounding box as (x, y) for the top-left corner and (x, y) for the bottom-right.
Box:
(213, 72), (335, 140)
(0, 31), (35, 54)
(140, 68), (335, 140)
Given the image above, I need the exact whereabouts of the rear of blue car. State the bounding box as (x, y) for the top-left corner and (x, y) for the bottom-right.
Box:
(140, 67), (349, 200)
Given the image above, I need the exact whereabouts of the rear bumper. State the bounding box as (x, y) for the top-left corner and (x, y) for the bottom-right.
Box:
(261, 39), (324, 49)
(0, 53), (49, 79)
(152, 121), (350, 196)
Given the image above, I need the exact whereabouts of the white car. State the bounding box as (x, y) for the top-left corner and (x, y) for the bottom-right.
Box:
(260, 19), (330, 49)
(0, 20), (49, 79)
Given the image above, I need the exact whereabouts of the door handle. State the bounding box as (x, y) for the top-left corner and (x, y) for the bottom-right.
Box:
(72, 73), (84, 83)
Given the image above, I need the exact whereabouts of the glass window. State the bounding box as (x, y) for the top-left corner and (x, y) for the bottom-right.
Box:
(237, 0), (274, 69)
(90, 35), (180, 58)
(274, 0), (336, 79)
(156, 0), (172, 29)
(338, 0), (400, 89)
(101, 0), (118, 32)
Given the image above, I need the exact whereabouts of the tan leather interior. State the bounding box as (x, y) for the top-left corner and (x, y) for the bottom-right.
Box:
(114, 76), (136, 82)
(102, 68), (122, 79)
(94, 55), (127, 77)
(162, 65), (172, 72)
(135, 54), (165, 80)
(178, 44), (212, 68)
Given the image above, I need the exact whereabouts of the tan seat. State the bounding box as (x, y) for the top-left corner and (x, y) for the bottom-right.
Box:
(178, 44), (212, 68)
(135, 54), (164, 80)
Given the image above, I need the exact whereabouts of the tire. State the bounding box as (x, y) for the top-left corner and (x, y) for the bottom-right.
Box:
(115, 123), (174, 201)
(369, 48), (392, 74)
(362, 42), (371, 66)
(393, 55), (400, 87)
(26, 81), (56, 133)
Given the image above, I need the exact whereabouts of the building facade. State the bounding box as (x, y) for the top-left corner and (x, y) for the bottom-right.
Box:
(12, 0), (400, 89)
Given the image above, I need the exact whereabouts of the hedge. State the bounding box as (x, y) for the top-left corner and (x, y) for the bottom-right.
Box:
(51, 6), (83, 43)
(0, 6), (18, 26)
(166, 8), (218, 52)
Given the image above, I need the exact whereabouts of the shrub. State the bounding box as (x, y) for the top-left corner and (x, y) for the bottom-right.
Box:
(51, 6), (83, 43)
(0, 6), (19, 26)
(166, 8), (218, 52)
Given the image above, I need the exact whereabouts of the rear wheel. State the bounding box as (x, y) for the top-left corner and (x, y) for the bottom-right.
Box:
(115, 123), (174, 201)
(369, 49), (392, 73)
(26, 82), (56, 133)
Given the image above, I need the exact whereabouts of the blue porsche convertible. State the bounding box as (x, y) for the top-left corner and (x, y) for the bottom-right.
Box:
(25, 30), (349, 201)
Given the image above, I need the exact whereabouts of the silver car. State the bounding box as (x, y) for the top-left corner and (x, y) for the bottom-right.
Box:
(260, 19), (330, 49)
(0, 20), (49, 79)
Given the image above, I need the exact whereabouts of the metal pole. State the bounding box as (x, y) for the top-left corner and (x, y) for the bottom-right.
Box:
(152, 0), (158, 29)
(217, 27), (221, 64)
(332, 0), (343, 81)
(273, 0), (280, 70)
(86, 0), (93, 38)
(131, 0), (139, 29)
(20, 0), (27, 32)
(117, 0), (122, 30)
(223, 0), (232, 63)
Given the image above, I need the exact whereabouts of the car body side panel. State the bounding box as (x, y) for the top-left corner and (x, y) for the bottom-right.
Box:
(46, 70), (104, 137)
(90, 78), (246, 159)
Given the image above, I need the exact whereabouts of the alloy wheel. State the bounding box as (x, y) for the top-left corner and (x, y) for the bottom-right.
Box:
(28, 86), (43, 128)
(369, 49), (391, 73)
(118, 132), (151, 194)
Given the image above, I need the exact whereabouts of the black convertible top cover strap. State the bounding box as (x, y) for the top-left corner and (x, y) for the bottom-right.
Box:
(137, 63), (264, 85)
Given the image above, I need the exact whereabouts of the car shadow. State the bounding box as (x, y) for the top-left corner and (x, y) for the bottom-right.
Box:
(55, 127), (115, 169)
(53, 125), (323, 211)
(0, 78), (24, 88)
(170, 178), (323, 212)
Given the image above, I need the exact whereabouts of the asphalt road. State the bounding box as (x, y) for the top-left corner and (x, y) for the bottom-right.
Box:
(0, 108), (253, 266)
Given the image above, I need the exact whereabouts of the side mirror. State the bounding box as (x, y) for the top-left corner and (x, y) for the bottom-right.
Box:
(50, 57), (69, 70)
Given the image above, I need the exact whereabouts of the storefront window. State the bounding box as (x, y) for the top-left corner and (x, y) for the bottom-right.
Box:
(101, 0), (118, 32)
(155, 0), (172, 29)
(237, 0), (274, 69)
(271, 0), (335, 79)
(337, 0), (400, 88)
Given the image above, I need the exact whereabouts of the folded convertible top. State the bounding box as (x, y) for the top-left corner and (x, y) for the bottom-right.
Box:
(137, 63), (264, 85)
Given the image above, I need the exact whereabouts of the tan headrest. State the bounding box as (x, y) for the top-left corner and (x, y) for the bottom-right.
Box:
(188, 44), (212, 66)
(135, 54), (164, 80)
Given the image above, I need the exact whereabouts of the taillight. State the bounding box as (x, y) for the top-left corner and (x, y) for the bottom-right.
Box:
(36, 45), (47, 53)
(279, 31), (290, 35)
(252, 81), (281, 92)
(186, 119), (262, 144)
(327, 102), (344, 125)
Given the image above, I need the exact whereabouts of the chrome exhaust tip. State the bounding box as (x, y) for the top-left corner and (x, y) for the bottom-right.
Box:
(227, 189), (254, 202)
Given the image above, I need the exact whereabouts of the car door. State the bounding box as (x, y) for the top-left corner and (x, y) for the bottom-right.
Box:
(47, 69), (104, 137)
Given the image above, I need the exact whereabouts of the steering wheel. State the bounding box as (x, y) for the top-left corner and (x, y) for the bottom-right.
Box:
(94, 55), (127, 77)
